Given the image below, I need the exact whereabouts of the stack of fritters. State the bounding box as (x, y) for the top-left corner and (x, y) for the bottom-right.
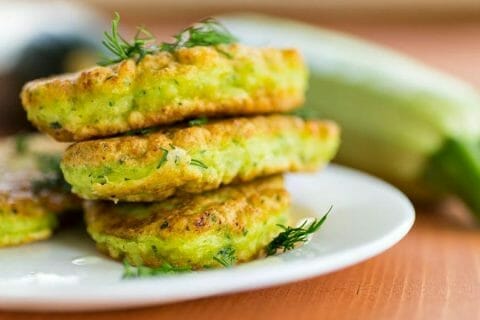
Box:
(21, 42), (339, 268)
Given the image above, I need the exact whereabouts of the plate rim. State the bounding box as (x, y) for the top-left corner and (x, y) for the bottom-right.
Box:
(0, 165), (415, 311)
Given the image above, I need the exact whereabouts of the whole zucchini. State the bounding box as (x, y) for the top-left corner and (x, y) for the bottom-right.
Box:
(221, 14), (480, 217)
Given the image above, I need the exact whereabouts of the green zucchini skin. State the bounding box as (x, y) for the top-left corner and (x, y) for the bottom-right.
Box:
(221, 14), (480, 215)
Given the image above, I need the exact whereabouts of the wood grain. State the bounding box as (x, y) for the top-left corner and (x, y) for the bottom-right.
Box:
(2, 21), (480, 320)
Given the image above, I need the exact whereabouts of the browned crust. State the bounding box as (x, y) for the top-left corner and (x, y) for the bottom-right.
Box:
(21, 44), (307, 141)
(62, 115), (339, 202)
(84, 175), (288, 239)
(63, 115), (339, 167)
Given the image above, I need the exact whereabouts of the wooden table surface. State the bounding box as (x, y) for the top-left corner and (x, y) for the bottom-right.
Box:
(3, 20), (480, 320)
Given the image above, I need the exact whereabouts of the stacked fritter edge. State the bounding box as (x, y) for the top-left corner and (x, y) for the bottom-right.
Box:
(19, 34), (339, 268)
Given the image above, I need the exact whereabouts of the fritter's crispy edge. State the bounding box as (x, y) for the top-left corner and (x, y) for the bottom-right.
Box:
(61, 115), (339, 201)
(84, 175), (290, 268)
(21, 44), (307, 141)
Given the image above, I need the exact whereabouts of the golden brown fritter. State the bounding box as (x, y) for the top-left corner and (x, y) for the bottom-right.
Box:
(62, 115), (340, 202)
(0, 134), (81, 247)
(21, 44), (307, 141)
(0, 172), (58, 247)
(84, 175), (290, 268)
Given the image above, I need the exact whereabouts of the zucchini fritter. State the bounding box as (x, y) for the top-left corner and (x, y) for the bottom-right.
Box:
(62, 115), (339, 202)
(84, 175), (289, 268)
(0, 173), (58, 247)
(0, 134), (81, 247)
(21, 44), (307, 141)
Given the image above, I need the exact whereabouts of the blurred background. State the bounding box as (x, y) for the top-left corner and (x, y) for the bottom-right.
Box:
(3, 0), (480, 133)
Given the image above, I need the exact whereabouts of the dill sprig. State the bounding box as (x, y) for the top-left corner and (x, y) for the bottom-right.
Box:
(213, 247), (236, 267)
(99, 13), (236, 66)
(266, 207), (332, 256)
(122, 261), (191, 279)
(99, 12), (157, 66)
(160, 18), (236, 53)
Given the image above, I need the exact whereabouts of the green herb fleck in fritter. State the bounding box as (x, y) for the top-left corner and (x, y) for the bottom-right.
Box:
(213, 246), (236, 267)
(190, 159), (208, 169)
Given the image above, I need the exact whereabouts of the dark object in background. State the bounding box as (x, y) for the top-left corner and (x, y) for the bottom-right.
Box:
(0, 1), (104, 135)
(14, 34), (99, 87)
(2, 35), (100, 134)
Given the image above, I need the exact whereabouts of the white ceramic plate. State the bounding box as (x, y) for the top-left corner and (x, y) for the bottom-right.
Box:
(0, 165), (414, 312)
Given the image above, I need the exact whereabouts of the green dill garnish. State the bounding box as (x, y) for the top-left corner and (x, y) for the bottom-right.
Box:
(190, 159), (208, 169)
(160, 18), (236, 53)
(266, 207), (332, 256)
(188, 116), (208, 126)
(157, 147), (169, 168)
(14, 134), (28, 155)
(99, 13), (236, 66)
(213, 247), (236, 267)
(99, 12), (157, 66)
(122, 260), (191, 279)
(32, 154), (71, 193)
